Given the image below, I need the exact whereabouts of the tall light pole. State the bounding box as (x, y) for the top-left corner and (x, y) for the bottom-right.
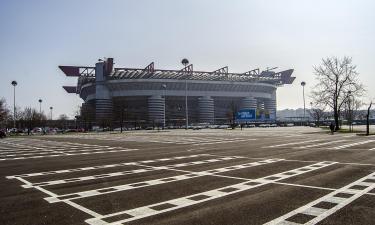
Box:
(162, 84), (167, 129)
(11, 81), (17, 128)
(38, 99), (42, 114)
(301, 81), (306, 125)
(49, 106), (53, 120)
(310, 102), (313, 125)
(347, 91), (352, 132)
(181, 58), (189, 129)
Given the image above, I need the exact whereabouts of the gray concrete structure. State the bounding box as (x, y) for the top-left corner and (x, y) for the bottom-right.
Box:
(60, 58), (295, 126)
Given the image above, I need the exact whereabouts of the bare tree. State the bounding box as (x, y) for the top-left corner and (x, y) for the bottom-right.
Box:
(21, 107), (46, 134)
(309, 102), (326, 127)
(343, 97), (363, 131)
(0, 98), (10, 128)
(311, 56), (365, 130)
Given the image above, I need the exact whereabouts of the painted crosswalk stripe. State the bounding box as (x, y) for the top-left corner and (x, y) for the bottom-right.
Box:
(263, 172), (375, 225)
(85, 161), (337, 225)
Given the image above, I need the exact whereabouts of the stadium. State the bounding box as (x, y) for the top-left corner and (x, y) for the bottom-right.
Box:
(60, 58), (295, 128)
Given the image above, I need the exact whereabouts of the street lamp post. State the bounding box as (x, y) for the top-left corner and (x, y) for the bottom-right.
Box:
(347, 91), (352, 132)
(310, 102), (314, 125)
(49, 107), (53, 120)
(121, 107), (124, 133)
(301, 81), (306, 125)
(162, 84), (167, 129)
(11, 81), (17, 128)
(181, 58), (189, 129)
(38, 99), (43, 114)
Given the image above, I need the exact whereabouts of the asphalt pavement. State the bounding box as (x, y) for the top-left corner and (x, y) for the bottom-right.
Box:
(1, 127), (374, 225)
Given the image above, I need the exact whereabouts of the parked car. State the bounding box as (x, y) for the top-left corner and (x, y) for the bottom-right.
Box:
(32, 127), (43, 133)
(192, 126), (203, 130)
(246, 124), (256, 128)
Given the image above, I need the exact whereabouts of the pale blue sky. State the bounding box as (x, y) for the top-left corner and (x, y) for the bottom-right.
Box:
(0, 0), (374, 118)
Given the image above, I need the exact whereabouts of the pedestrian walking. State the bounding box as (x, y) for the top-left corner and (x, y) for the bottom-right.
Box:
(329, 123), (335, 135)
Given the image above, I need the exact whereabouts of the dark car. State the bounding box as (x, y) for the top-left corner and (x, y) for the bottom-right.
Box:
(0, 130), (6, 138)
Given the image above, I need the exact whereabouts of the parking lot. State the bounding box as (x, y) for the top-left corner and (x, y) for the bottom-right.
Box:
(1, 127), (375, 225)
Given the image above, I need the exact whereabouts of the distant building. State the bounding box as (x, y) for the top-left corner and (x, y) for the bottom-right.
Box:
(277, 108), (312, 121)
(60, 58), (295, 126)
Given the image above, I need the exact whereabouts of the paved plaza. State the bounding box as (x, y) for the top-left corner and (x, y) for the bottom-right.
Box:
(1, 127), (375, 225)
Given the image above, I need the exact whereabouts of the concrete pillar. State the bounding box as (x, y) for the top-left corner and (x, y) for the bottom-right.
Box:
(148, 95), (165, 123)
(241, 97), (257, 109)
(198, 96), (214, 123)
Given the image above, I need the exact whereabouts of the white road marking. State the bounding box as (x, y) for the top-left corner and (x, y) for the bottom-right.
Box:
(265, 140), (322, 148)
(51, 134), (251, 145)
(0, 138), (138, 161)
(294, 140), (347, 149)
(192, 139), (255, 146)
(84, 161), (337, 225)
(264, 172), (375, 225)
(19, 156), (243, 188)
(6, 154), (209, 179)
(44, 158), (283, 203)
(329, 140), (375, 150)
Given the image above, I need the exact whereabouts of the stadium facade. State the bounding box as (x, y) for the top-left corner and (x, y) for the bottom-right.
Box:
(60, 58), (295, 127)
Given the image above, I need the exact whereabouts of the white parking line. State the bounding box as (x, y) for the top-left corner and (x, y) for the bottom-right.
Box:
(84, 161), (337, 225)
(294, 140), (347, 149)
(0, 139), (139, 161)
(265, 140), (322, 148)
(20, 156), (243, 188)
(192, 139), (255, 146)
(6, 154), (209, 179)
(51, 134), (251, 145)
(264, 172), (375, 225)
(329, 140), (375, 150)
(0, 148), (137, 161)
(44, 158), (283, 203)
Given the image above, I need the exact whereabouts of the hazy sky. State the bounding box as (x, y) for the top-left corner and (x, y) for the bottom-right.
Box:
(1, 0), (374, 118)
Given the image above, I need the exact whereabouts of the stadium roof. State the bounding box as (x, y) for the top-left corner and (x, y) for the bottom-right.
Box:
(59, 60), (295, 93)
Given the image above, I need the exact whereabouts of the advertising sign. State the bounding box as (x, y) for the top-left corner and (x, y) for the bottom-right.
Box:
(256, 109), (270, 120)
(236, 109), (256, 121)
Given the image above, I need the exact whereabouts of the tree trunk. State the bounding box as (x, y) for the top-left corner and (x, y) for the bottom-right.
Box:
(334, 108), (339, 131)
(367, 102), (372, 136)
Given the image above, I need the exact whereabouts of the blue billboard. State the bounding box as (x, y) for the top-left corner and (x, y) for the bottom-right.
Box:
(236, 109), (256, 121)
